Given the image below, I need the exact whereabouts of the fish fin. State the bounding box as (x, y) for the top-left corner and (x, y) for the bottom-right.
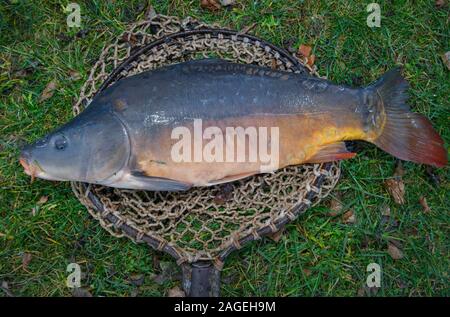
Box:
(369, 68), (447, 167)
(305, 142), (356, 163)
(112, 170), (192, 191)
(207, 171), (257, 186)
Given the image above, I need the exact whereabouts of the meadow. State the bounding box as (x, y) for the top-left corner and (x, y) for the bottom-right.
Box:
(0, 0), (448, 296)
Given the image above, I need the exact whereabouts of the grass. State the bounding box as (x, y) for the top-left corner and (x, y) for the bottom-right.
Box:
(0, 0), (449, 296)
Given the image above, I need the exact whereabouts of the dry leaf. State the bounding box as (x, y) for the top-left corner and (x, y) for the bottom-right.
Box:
(271, 59), (277, 69)
(39, 80), (57, 102)
(38, 196), (48, 204)
(298, 44), (312, 57)
(68, 70), (81, 81)
(267, 228), (285, 242)
(419, 197), (431, 213)
(121, 33), (138, 46)
(307, 54), (316, 66)
(31, 207), (37, 216)
(385, 178), (405, 205)
(435, 0), (447, 9)
(302, 268), (312, 276)
(441, 51), (450, 70)
(168, 286), (185, 297)
(129, 273), (144, 287)
(328, 195), (343, 215)
(387, 242), (404, 260)
(239, 23), (257, 35)
(22, 253), (33, 270)
(342, 210), (356, 224)
(200, 0), (222, 11)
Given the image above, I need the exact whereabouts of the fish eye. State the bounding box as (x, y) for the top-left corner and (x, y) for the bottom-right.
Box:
(54, 136), (67, 151)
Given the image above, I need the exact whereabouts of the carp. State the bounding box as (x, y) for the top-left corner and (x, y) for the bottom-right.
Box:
(20, 59), (447, 191)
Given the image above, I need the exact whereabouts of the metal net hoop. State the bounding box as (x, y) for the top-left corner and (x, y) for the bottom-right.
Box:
(71, 15), (341, 268)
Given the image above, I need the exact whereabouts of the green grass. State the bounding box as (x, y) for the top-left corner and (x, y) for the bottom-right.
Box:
(0, 0), (449, 296)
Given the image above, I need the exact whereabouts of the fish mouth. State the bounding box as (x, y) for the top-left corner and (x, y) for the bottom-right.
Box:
(19, 155), (42, 182)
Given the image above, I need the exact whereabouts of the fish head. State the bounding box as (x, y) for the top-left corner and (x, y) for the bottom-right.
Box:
(19, 111), (130, 184)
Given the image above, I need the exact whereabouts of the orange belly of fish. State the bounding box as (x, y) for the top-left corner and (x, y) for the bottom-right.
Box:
(135, 113), (365, 186)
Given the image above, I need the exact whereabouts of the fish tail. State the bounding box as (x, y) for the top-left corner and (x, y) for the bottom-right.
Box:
(368, 68), (447, 167)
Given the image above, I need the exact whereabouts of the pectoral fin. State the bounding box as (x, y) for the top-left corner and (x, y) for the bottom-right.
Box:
(306, 142), (356, 163)
(110, 170), (192, 191)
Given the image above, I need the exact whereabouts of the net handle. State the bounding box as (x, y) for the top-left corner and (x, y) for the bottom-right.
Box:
(182, 261), (221, 297)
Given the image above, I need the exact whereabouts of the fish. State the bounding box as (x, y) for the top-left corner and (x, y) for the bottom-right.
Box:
(19, 59), (447, 191)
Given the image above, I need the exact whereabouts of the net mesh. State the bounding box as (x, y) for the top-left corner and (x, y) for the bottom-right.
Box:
(71, 15), (341, 268)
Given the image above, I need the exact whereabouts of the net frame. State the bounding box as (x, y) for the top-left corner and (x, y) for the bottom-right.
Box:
(70, 14), (341, 278)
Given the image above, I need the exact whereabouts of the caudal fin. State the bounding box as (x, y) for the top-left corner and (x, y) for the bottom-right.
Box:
(369, 68), (447, 167)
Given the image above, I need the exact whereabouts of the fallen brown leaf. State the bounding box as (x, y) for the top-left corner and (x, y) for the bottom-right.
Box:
(342, 210), (356, 224)
(39, 80), (58, 102)
(121, 33), (138, 46)
(419, 196), (431, 213)
(302, 268), (312, 276)
(385, 178), (405, 205)
(441, 51), (450, 70)
(200, 0), (222, 11)
(22, 253), (33, 270)
(271, 58), (277, 69)
(387, 242), (404, 260)
(167, 286), (185, 297)
(435, 0), (447, 9)
(129, 273), (144, 287)
(267, 228), (285, 242)
(68, 70), (81, 81)
(298, 44), (312, 57)
(239, 23), (257, 35)
(307, 54), (316, 66)
(328, 195), (343, 215)
(38, 195), (48, 205)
